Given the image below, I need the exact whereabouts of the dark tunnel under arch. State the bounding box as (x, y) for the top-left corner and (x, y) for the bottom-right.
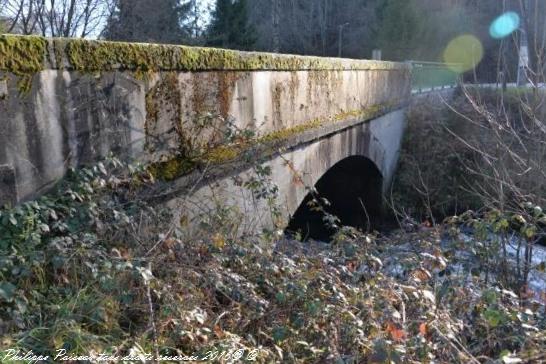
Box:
(286, 156), (383, 241)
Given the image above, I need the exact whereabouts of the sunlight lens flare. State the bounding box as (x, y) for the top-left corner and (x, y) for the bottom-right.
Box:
(489, 12), (520, 39)
(443, 35), (484, 73)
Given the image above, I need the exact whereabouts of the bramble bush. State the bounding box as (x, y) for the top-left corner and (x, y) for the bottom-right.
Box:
(1, 156), (545, 363)
(393, 88), (546, 223)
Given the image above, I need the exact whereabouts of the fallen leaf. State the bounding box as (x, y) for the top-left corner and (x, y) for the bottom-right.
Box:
(419, 322), (427, 336)
(422, 290), (436, 303)
(347, 260), (358, 272)
(212, 233), (225, 249)
(386, 322), (406, 342)
(213, 324), (224, 338)
(412, 268), (432, 281)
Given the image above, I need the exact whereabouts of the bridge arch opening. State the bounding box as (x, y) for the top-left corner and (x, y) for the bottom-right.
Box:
(286, 156), (383, 241)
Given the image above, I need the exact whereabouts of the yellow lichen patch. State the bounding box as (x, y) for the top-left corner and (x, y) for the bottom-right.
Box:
(145, 91), (159, 126)
(144, 72), (186, 153)
(272, 82), (284, 126)
(217, 72), (239, 118)
(191, 75), (210, 116)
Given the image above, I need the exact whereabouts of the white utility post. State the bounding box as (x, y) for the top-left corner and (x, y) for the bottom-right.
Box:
(517, 28), (529, 86)
(517, 0), (530, 86)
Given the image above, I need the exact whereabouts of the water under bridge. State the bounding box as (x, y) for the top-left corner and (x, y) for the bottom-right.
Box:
(0, 35), (456, 237)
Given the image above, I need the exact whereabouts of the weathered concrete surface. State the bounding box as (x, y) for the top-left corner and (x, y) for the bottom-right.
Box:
(0, 164), (17, 207)
(168, 109), (406, 236)
(0, 70), (146, 201)
(0, 79), (7, 98)
(0, 35), (410, 208)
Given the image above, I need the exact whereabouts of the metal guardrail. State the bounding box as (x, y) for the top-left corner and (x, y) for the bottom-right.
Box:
(408, 61), (463, 94)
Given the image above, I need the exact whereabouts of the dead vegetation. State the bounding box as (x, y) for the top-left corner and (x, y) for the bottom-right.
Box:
(0, 156), (544, 363)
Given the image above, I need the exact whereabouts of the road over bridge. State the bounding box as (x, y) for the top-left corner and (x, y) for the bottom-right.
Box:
(0, 35), (411, 236)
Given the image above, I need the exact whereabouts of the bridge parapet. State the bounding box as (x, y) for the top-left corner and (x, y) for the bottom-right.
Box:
(0, 35), (411, 205)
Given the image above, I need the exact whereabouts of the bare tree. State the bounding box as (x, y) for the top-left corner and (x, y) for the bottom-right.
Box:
(271, 0), (280, 53)
(442, 0), (546, 292)
(0, 0), (114, 37)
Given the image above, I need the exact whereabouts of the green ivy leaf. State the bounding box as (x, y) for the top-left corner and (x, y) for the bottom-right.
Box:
(39, 223), (50, 233)
(0, 281), (16, 302)
(97, 162), (108, 176)
(484, 308), (504, 328)
(521, 225), (537, 239)
(136, 266), (154, 284)
(482, 290), (497, 305)
(272, 326), (288, 343)
(275, 291), (286, 304)
(369, 339), (390, 363)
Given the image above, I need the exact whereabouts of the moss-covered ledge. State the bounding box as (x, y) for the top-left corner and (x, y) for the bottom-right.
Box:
(0, 34), (409, 75)
(148, 101), (404, 182)
(0, 35), (49, 91)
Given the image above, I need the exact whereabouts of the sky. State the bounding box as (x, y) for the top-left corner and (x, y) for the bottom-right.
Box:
(195, 0), (214, 29)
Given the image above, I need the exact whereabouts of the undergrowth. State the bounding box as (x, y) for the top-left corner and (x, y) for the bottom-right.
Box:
(0, 156), (544, 363)
(392, 92), (482, 221)
(393, 88), (546, 223)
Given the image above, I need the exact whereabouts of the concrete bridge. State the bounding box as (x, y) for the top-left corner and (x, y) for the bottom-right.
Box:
(0, 35), (411, 237)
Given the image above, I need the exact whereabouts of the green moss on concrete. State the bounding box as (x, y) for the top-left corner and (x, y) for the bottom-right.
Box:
(204, 144), (245, 164)
(260, 103), (389, 144)
(0, 35), (48, 92)
(0, 35), (408, 95)
(259, 119), (323, 144)
(1, 35), (408, 73)
(148, 103), (393, 181)
(148, 156), (197, 181)
(333, 104), (385, 121)
(0, 35), (47, 74)
(63, 39), (336, 72)
(203, 104), (389, 165)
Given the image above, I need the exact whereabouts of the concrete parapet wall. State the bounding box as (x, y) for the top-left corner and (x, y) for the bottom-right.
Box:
(0, 35), (411, 205)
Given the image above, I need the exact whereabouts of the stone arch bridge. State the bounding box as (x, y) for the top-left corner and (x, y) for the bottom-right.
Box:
(0, 35), (411, 236)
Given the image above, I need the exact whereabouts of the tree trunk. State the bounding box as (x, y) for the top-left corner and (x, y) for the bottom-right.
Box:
(272, 0), (280, 52)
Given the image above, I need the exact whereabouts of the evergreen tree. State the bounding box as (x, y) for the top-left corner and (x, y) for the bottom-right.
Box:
(207, 0), (256, 50)
(374, 0), (475, 62)
(102, 0), (192, 44)
(375, 0), (424, 61)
